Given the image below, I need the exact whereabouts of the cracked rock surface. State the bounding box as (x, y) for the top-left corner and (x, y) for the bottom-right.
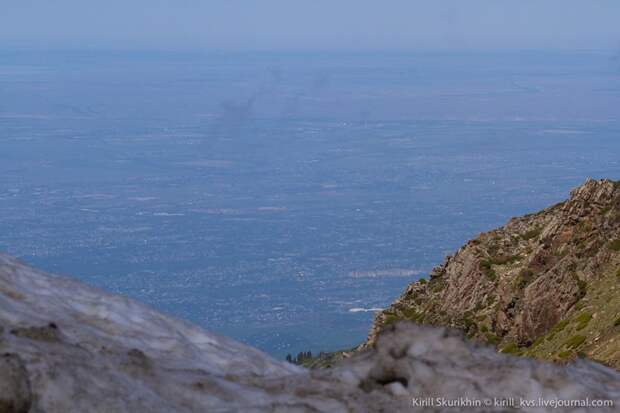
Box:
(1, 254), (619, 412)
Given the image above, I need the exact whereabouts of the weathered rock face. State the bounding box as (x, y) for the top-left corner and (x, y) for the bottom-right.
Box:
(366, 179), (620, 369)
(0, 253), (303, 412)
(1, 253), (619, 411)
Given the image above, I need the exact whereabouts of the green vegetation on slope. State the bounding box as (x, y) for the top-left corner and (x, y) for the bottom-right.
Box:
(364, 179), (620, 371)
(523, 268), (620, 367)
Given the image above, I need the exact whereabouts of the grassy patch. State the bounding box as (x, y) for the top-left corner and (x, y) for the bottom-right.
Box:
(485, 332), (501, 346)
(500, 342), (520, 355)
(521, 228), (541, 241)
(574, 312), (592, 330)
(609, 239), (620, 251)
(558, 350), (574, 360)
(429, 278), (446, 293)
(383, 314), (399, 325)
(564, 335), (587, 350)
(552, 319), (570, 333)
(480, 260), (497, 281)
(402, 307), (425, 323)
(401, 307), (417, 318)
(529, 336), (545, 349)
(546, 319), (570, 342)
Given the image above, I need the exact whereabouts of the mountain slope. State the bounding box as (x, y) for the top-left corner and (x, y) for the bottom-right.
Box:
(366, 178), (620, 370)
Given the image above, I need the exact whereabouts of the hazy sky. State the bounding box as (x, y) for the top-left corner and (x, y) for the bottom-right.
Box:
(2, 0), (620, 51)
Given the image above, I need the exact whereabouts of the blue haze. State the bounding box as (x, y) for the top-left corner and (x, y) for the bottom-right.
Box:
(2, 1), (620, 51)
(1, 50), (620, 357)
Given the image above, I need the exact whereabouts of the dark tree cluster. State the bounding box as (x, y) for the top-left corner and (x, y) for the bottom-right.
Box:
(285, 351), (313, 365)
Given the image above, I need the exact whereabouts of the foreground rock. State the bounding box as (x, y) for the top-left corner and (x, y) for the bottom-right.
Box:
(1, 254), (619, 412)
(367, 178), (620, 370)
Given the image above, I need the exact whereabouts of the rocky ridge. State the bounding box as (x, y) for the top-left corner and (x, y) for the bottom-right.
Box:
(366, 178), (620, 370)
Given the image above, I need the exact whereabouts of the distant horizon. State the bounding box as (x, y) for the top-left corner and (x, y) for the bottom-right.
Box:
(3, 1), (619, 52)
(1, 47), (618, 55)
